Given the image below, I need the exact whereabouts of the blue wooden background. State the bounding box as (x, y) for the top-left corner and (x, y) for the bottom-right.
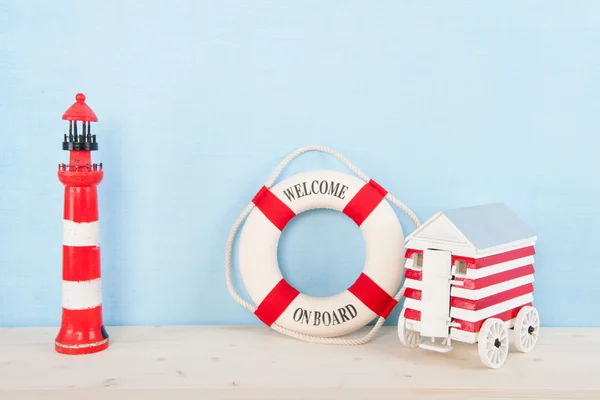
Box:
(1, 1), (598, 328)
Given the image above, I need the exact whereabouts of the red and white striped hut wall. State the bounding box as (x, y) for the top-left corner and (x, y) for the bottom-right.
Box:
(401, 202), (537, 344)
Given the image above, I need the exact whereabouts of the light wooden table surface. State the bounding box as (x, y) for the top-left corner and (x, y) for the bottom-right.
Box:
(0, 325), (596, 399)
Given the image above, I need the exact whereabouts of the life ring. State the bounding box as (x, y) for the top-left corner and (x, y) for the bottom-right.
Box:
(238, 169), (405, 337)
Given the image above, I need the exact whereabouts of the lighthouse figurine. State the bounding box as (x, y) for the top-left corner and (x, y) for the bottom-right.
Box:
(55, 93), (109, 355)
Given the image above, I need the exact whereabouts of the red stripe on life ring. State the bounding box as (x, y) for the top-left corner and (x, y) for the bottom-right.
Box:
(348, 273), (397, 318)
(254, 279), (300, 326)
(252, 186), (296, 231)
(343, 180), (388, 226)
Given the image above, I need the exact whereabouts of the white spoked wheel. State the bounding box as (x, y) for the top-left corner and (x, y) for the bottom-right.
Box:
(478, 318), (509, 369)
(397, 312), (420, 348)
(514, 306), (540, 353)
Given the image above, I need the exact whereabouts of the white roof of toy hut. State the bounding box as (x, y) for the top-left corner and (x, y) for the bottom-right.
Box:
(405, 203), (537, 258)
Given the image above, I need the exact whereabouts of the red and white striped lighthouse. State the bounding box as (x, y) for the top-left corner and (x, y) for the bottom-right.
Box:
(55, 93), (109, 355)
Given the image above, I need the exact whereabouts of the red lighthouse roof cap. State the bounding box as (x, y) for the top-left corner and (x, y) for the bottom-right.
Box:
(62, 93), (98, 122)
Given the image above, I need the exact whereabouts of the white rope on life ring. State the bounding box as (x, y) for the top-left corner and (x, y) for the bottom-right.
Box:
(225, 145), (421, 345)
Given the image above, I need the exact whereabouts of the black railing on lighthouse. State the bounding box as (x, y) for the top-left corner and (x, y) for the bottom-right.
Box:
(63, 120), (98, 151)
(58, 163), (103, 172)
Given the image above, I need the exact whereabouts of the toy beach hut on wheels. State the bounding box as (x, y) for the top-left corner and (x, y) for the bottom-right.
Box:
(397, 203), (539, 369)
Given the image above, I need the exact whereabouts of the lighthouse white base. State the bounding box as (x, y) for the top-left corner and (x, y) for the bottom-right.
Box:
(0, 326), (597, 399)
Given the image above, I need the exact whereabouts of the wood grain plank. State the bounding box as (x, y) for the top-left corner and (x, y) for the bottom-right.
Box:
(0, 326), (597, 399)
